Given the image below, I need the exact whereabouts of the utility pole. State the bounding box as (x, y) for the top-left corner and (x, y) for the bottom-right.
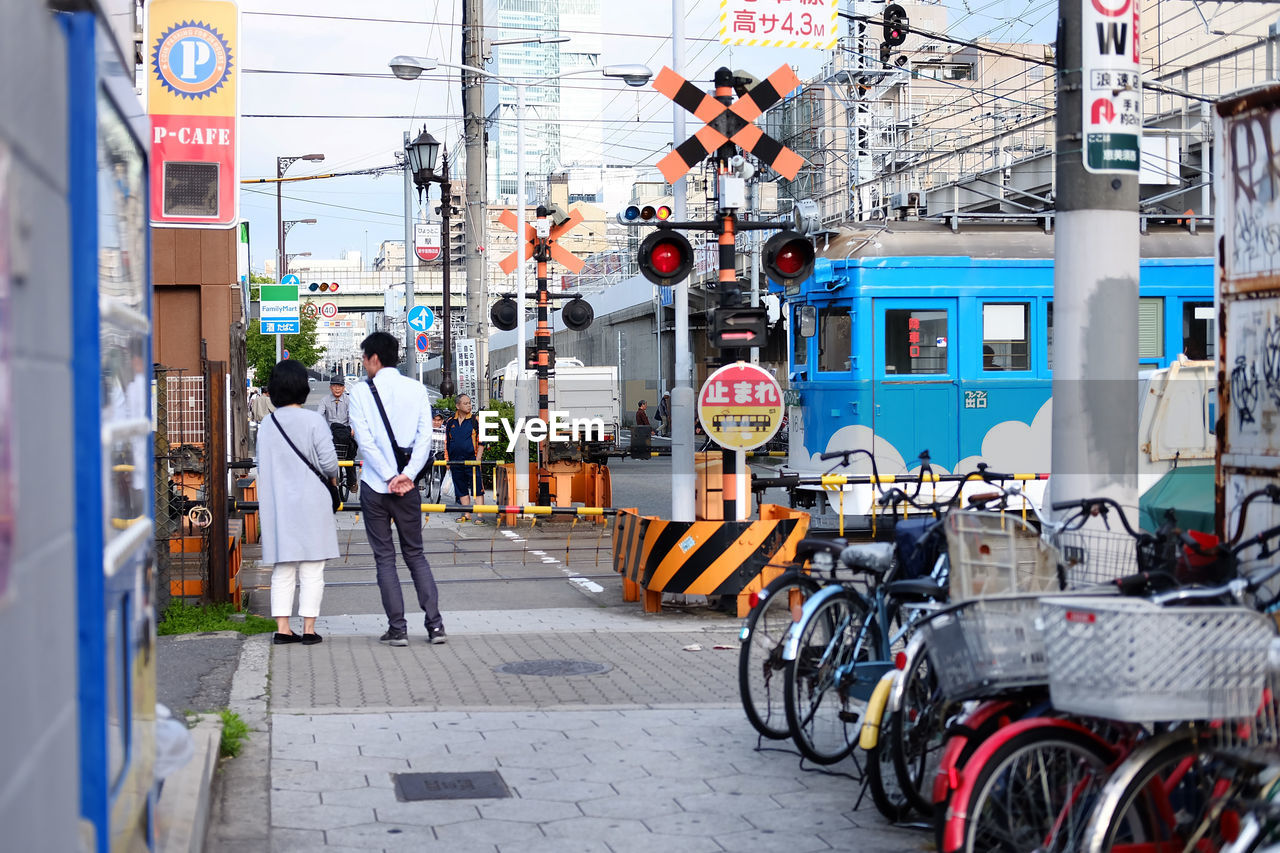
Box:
(402, 130), (417, 366)
(462, 0), (490, 403)
(670, 0), (694, 522)
(1051, 0), (1142, 510)
(439, 148), (456, 396)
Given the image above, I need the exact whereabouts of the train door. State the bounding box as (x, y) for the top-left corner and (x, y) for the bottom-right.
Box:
(872, 299), (959, 469)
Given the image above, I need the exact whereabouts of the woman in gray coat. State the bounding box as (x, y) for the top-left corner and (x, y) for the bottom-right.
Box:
(257, 360), (340, 645)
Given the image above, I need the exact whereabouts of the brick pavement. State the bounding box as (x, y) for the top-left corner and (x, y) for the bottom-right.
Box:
(247, 513), (928, 852)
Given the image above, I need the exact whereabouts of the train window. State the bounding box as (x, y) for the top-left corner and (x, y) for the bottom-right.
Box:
(982, 303), (1031, 371)
(1046, 302), (1054, 369)
(817, 307), (852, 372)
(793, 306), (808, 366)
(884, 309), (948, 375)
(1182, 301), (1215, 361)
(1139, 297), (1164, 360)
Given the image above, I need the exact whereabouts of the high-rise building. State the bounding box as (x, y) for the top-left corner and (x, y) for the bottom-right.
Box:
(484, 0), (602, 202)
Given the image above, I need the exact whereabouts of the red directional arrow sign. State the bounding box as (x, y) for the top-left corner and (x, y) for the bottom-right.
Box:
(1091, 99), (1116, 124)
(497, 208), (587, 275)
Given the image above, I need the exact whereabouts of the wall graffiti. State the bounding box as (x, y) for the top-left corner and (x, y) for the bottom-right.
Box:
(1231, 355), (1259, 427)
(1224, 299), (1280, 455)
(1225, 110), (1280, 279)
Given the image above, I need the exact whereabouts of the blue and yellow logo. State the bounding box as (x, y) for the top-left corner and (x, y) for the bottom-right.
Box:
(151, 21), (233, 100)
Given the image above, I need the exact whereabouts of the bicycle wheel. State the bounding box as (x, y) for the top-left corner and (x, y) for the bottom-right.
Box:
(946, 719), (1117, 853)
(931, 701), (1024, 852)
(738, 570), (822, 739)
(784, 589), (871, 765)
(1081, 729), (1238, 853)
(890, 640), (950, 815)
(869, 702), (916, 821)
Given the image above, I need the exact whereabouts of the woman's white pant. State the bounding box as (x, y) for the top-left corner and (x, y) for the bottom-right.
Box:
(270, 560), (326, 618)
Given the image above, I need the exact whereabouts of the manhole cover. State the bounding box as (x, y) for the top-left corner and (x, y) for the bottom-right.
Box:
(494, 659), (611, 676)
(393, 771), (511, 801)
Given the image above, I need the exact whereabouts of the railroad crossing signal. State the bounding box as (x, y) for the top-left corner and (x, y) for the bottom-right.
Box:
(497, 208), (586, 275)
(652, 65), (806, 183)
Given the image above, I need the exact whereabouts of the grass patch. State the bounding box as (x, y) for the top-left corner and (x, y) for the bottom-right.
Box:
(218, 709), (250, 758)
(158, 600), (276, 636)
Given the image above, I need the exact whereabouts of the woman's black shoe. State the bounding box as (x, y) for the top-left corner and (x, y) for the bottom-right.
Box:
(273, 632), (302, 645)
(302, 633), (323, 646)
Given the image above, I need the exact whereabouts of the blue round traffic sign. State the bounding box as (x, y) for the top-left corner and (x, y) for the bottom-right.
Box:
(407, 305), (434, 333)
(281, 273), (300, 285)
(282, 349), (290, 360)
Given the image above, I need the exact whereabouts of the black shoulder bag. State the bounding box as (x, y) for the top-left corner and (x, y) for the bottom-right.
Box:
(270, 413), (342, 512)
(366, 380), (427, 486)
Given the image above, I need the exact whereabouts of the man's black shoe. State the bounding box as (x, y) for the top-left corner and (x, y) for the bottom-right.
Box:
(274, 632), (302, 645)
(302, 633), (323, 646)
(428, 627), (447, 645)
(379, 629), (409, 647)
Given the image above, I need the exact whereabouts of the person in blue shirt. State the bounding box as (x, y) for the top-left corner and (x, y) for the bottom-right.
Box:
(444, 393), (483, 521)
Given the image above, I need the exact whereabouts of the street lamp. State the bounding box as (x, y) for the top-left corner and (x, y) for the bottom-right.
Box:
(286, 251), (311, 266)
(404, 127), (457, 397)
(281, 219), (317, 278)
(388, 55), (654, 504)
(276, 153), (323, 362)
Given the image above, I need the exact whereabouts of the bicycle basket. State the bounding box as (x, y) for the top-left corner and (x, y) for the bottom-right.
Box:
(1210, 662), (1280, 757)
(921, 596), (1049, 699)
(1053, 528), (1139, 587)
(1041, 597), (1275, 723)
(946, 511), (1060, 600)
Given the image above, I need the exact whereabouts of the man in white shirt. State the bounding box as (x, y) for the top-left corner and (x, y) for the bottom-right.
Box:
(347, 331), (444, 646)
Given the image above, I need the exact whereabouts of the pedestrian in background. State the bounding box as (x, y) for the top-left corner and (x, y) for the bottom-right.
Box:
(322, 375), (358, 496)
(347, 332), (445, 647)
(655, 392), (671, 437)
(250, 384), (276, 423)
(256, 360), (339, 646)
(635, 400), (650, 426)
(444, 394), (483, 522)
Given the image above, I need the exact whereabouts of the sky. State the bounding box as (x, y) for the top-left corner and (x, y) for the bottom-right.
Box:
(234, 0), (1059, 274)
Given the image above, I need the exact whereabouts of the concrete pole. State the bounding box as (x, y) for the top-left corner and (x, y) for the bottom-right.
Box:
(1051, 0), (1140, 512)
(671, 0), (695, 521)
(514, 84), (530, 505)
(462, 0), (490, 403)
(403, 130), (417, 371)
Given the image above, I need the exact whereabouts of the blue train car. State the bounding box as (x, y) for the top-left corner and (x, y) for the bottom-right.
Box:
(773, 223), (1214, 483)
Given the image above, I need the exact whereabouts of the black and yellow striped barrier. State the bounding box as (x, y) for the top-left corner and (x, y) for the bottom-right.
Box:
(611, 504), (810, 617)
(230, 499), (614, 518)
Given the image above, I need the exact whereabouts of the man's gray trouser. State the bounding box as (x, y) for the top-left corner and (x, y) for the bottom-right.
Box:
(361, 488), (443, 634)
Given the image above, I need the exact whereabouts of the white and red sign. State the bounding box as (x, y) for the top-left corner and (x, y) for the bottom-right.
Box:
(145, 0), (239, 227)
(719, 0), (838, 50)
(319, 301), (338, 319)
(697, 362), (784, 451)
(414, 223), (440, 261)
(1082, 0), (1141, 174)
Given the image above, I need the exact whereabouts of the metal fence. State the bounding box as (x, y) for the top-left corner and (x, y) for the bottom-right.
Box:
(154, 367), (210, 608)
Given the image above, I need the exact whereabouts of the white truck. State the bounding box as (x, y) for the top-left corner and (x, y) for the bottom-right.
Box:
(491, 357), (621, 464)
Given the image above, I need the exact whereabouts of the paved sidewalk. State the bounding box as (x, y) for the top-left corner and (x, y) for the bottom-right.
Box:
(245, 512), (925, 852)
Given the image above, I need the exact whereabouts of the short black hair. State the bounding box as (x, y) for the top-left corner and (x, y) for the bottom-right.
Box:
(638, 400), (646, 407)
(267, 360), (310, 407)
(361, 331), (399, 368)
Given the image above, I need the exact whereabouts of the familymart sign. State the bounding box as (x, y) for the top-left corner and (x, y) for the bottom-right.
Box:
(259, 283), (299, 334)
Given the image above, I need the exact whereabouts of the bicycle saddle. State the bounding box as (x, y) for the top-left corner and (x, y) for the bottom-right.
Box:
(883, 577), (947, 601)
(795, 538), (847, 563)
(838, 542), (895, 575)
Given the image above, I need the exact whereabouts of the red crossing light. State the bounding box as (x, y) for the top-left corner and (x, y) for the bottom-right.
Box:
(762, 230), (815, 287)
(637, 230), (694, 287)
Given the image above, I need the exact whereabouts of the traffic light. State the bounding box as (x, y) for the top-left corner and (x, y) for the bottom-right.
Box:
(709, 306), (769, 349)
(308, 281), (340, 292)
(883, 4), (909, 46)
(637, 230), (694, 287)
(490, 296), (518, 331)
(560, 296), (594, 331)
(617, 203), (673, 226)
(762, 230), (816, 287)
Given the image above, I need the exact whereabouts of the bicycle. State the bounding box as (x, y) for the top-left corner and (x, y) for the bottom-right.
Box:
(737, 446), (944, 744)
(943, 489), (1280, 853)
